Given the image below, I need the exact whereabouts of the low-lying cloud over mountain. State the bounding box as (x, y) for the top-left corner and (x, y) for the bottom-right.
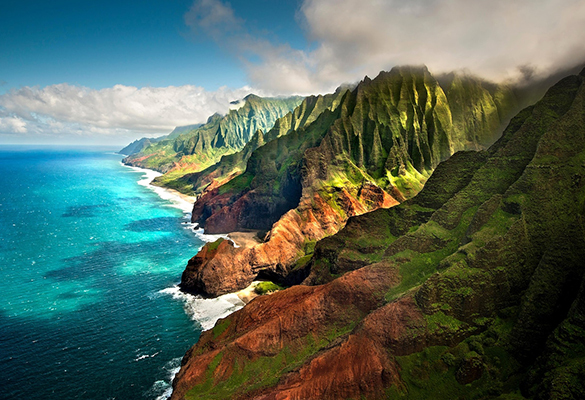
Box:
(191, 0), (585, 94)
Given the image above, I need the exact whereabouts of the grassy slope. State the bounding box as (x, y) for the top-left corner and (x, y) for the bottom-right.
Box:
(305, 69), (585, 399)
(162, 89), (347, 195)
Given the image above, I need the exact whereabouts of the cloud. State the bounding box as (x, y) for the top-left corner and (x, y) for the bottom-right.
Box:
(187, 0), (585, 94)
(0, 116), (27, 133)
(301, 0), (585, 85)
(184, 0), (243, 39)
(0, 84), (257, 143)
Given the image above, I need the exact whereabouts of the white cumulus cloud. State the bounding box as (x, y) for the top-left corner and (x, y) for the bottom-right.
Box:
(0, 84), (258, 144)
(187, 0), (585, 94)
(0, 116), (27, 133)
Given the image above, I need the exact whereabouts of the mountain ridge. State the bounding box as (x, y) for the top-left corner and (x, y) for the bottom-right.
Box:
(118, 124), (203, 156)
(170, 66), (585, 400)
(181, 66), (524, 297)
(161, 88), (348, 195)
(122, 95), (303, 177)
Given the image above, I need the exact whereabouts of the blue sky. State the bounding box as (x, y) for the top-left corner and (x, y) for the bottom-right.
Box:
(1, 0), (584, 145)
(0, 0), (304, 92)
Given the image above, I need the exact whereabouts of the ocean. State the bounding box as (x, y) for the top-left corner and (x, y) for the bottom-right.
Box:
(0, 146), (244, 400)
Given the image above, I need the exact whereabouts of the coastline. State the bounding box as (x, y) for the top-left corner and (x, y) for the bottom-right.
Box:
(122, 161), (259, 320)
(123, 161), (259, 400)
(124, 164), (196, 214)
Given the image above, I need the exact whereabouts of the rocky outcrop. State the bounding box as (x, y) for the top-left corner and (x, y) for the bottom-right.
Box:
(172, 68), (585, 399)
(182, 66), (522, 297)
(181, 179), (398, 296)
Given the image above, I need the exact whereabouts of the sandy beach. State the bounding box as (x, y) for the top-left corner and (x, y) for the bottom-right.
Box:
(227, 231), (263, 248)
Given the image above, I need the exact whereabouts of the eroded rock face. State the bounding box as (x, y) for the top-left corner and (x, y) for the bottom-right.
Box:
(171, 263), (404, 400)
(171, 263), (476, 400)
(181, 181), (398, 297)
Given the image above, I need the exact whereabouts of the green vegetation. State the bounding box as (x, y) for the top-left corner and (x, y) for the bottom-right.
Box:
(253, 281), (283, 295)
(206, 238), (224, 252)
(123, 95), (303, 178)
(299, 68), (585, 398)
(191, 66), (522, 234)
(149, 91), (346, 195)
(185, 323), (357, 400)
(386, 314), (527, 399)
(177, 68), (585, 399)
(212, 318), (231, 339)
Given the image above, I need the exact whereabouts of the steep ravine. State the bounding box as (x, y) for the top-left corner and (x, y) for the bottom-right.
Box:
(170, 69), (585, 399)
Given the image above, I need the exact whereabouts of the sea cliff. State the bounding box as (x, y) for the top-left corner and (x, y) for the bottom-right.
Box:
(181, 66), (523, 297)
(170, 68), (585, 399)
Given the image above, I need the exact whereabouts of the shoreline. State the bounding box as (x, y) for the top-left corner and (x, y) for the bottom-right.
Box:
(122, 161), (258, 310)
(123, 162), (261, 250)
(160, 186), (197, 205)
(121, 158), (278, 400)
(123, 163), (196, 214)
(123, 160), (254, 400)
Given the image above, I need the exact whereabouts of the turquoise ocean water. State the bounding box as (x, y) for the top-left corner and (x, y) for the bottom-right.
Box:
(0, 146), (244, 399)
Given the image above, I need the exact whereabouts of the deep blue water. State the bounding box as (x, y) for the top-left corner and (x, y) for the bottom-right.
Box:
(0, 146), (237, 399)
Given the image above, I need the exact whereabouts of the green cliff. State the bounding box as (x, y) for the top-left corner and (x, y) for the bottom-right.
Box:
(163, 88), (347, 195)
(191, 66), (519, 234)
(122, 94), (303, 178)
(170, 68), (585, 400)
(305, 67), (585, 398)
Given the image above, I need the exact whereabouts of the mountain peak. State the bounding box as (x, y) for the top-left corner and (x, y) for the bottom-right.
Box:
(206, 112), (223, 124)
(244, 93), (261, 101)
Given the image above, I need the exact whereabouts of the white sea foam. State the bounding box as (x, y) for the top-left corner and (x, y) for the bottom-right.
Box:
(122, 162), (234, 244)
(159, 286), (245, 331)
(192, 226), (229, 244)
(125, 162), (244, 398)
(150, 284), (247, 399)
(123, 164), (194, 215)
(124, 164), (162, 186)
(146, 357), (182, 400)
(135, 351), (160, 362)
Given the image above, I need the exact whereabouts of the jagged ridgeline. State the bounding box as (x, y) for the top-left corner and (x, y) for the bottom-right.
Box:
(179, 66), (525, 300)
(119, 137), (159, 156)
(170, 68), (585, 400)
(122, 94), (304, 178)
(165, 87), (348, 195)
(192, 66), (519, 234)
